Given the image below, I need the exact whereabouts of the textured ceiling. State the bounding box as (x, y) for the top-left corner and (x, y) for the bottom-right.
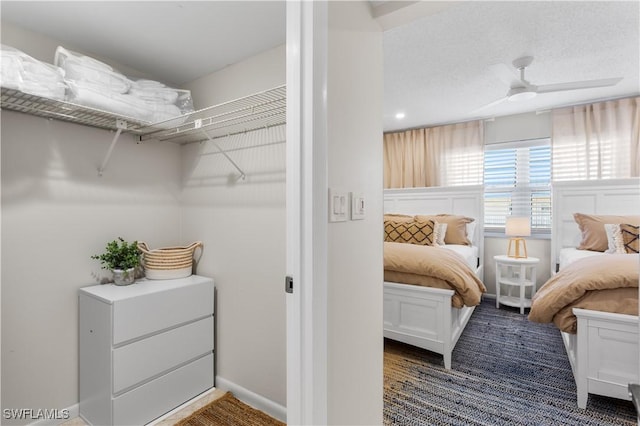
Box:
(383, 1), (640, 131)
(1, 1), (638, 131)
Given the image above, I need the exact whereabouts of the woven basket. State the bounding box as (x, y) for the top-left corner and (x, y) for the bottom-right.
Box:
(137, 241), (203, 280)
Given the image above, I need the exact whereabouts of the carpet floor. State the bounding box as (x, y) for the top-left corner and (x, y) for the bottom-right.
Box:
(174, 392), (284, 426)
(384, 299), (637, 426)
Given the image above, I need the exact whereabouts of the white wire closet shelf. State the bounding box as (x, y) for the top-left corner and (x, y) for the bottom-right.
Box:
(2, 85), (286, 177)
(1, 87), (150, 134)
(137, 85), (286, 145)
(1, 85), (287, 144)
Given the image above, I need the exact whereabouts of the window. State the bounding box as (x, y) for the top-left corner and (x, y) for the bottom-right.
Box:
(484, 139), (551, 234)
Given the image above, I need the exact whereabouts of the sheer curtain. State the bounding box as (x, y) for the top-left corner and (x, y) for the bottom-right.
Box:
(424, 120), (484, 186)
(552, 96), (640, 181)
(384, 120), (483, 188)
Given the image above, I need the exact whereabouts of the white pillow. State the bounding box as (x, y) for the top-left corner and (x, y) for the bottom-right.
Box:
(604, 223), (625, 254)
(434, 222), (448, 246)
(466, 222), (477, 244)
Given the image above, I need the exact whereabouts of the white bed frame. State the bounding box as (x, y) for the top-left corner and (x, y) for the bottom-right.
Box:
(552, 178), (640, 408)
(383, 185), (484, 369)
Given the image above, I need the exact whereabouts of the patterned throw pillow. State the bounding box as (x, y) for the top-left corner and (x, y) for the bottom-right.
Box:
(619, 224), (639, 254)
(384, 220), (435, 246)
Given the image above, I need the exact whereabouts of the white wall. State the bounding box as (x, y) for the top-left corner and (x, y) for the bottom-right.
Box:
(1, 22), (155, 81)
(180, 45), (287, 408)
(1, 112), (182, 424)
(483, 111), (552, 295)
(326, 2), (384, 424)
(484, 110), (551, 145)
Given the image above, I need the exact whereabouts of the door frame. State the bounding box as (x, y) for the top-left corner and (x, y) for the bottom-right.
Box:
(286, 1), (328, 424)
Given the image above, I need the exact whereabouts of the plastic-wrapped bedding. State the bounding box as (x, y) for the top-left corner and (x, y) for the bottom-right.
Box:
(55, 46), (130, 94)
(67, 81), (183, 123)
(0, 44), (67, 100)
(130, 79), (179, 103)
(55, 45), (194, 123)
(130, 79), (195, 119)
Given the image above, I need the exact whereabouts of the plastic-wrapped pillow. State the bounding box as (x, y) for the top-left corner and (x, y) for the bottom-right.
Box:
(55, 46), (130, 94)
(1, 44), (67, 100)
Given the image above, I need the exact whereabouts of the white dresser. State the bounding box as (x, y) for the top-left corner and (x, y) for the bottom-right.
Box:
(79, 275), (215, 426)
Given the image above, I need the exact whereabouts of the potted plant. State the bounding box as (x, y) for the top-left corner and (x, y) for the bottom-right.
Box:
(92, 237), (141, 286)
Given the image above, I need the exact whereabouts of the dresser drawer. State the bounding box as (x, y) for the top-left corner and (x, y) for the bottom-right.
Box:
(112, 280), (213, 344)
(113, 353), (213, 426)
(113, 316), (214, 394)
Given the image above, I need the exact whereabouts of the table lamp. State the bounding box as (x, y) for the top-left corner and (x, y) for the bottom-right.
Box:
(505, 216), (530, 258)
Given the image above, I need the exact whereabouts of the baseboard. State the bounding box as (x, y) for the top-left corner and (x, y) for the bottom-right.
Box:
(27, 403), (78, 426)
(147, 387), (221, 425)
(215, 376), (286, 422)
(483, 293), (497, 300)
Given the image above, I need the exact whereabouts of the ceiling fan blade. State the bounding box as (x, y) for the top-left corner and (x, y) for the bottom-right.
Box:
(472, 96), (508, 113)
(536, 77), (623, 93)
(488, 62), (520, 86)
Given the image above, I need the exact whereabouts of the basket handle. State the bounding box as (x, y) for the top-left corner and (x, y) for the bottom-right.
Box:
(186, 241), (203, 250)
(137, 242), (151, 254)
(191, 241), (204, 263)
(137, 241), (202, 255)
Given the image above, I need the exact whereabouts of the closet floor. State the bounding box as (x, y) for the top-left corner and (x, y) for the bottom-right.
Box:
(62, 388), (226, 426)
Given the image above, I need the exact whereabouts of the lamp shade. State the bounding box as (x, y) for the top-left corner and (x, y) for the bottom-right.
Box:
(505, 216), (531, 237)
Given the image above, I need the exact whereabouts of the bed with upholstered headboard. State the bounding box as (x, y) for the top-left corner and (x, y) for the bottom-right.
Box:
(547, 178), (640, 409)
(383, 185), (485, 369)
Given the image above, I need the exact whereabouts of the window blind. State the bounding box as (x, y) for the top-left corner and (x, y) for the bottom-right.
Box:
(441, 149), (484, 186)
(484, 139), (551, 233)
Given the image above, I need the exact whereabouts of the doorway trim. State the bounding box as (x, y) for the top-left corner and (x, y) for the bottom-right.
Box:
(286, 1), (328, 424)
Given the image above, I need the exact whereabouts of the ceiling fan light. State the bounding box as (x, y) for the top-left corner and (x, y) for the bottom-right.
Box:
(507, 87), (537, 102)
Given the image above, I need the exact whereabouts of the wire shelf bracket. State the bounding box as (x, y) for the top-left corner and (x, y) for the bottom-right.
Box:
(98, 119), (128, 177)
(199, 125), (246, 180)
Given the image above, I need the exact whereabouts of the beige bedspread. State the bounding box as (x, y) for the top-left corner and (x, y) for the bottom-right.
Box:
(529, 254), (639, 333)
(384, 241), (486, 308)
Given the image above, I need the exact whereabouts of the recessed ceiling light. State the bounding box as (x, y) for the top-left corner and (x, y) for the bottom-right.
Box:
(395, 112), (405, 119)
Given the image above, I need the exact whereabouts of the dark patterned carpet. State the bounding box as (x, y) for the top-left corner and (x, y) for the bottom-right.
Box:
(384, 299), (637, 425)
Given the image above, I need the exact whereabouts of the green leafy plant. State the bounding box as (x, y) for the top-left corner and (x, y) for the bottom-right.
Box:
(91, 237), (141, 271)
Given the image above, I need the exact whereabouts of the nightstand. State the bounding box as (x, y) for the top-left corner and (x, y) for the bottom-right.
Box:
(494, 255), (539, 314)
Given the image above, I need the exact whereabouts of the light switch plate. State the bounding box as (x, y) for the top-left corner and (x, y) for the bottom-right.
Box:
(328, 188), (348, 222)
(350, 192), (365, 220)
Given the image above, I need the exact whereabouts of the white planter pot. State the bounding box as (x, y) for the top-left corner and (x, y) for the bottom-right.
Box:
(112, 268), (136, 286)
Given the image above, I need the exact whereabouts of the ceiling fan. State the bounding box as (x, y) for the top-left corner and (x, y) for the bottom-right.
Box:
(476, 56), (623, 110)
